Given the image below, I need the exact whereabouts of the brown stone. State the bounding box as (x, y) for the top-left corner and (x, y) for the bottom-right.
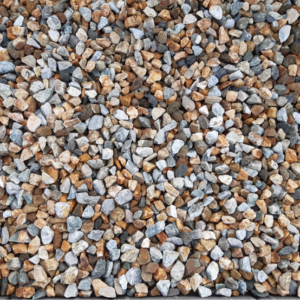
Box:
(35, 126), (52, 137)
(197, 19), (211, 32)
(137, 249), (151, 265)
(16, 287), (35, 298)
(110, 207), (125, 221)
(177, 279), (192, 295)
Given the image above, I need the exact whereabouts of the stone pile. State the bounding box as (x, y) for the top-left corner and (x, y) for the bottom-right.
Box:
(0, 0), (300, 298)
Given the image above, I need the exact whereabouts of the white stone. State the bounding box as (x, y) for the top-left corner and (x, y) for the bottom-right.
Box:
(209, 6), (223, 20)
(279, 25), (291, 43)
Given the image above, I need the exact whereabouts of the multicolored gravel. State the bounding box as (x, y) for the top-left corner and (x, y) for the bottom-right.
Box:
(1, 0), (300, 298)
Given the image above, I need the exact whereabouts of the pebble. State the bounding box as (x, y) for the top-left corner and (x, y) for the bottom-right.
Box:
(41, 226), (54, 245)
(209, 6), (223, 20)
(279, 25), (291, 43)
(0, 62), (15, 74)
(157, 280), (171, 297)
(126, 267), (142, 285)
(198, 286), (212, 298)
(206, 261), (219, 281)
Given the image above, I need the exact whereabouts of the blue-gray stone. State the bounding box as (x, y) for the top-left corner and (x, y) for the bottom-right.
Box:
(238, 279), (247, 294)
(10, 130), (23, 146)
(67, 216), (82, 233)
(192, 45), (202, 56)
(207, 75), (218, 88)
(79, 7), (92, 22)
(231, 2), (243, 15)
(0, 62), (15, 74)
(228, 237), (243, 248)
(188, 202), (204, 219)
(78, 276), (92, 290)
(239, 257), (251, 272)
(210, 245), (224, 260)
(109, 249), (120, 261)
(150, 247), (162, 263)
(41, 226), (54, 244)
(215, 288), (232, 297)
(101, 198), (115, 215)
(106, 240), (118, 251)
(82, 205), (94, 218)
(33, 88), (53, 104)
(198, 285), (212, 298)
(92, 259), (106, 279)
(115, 189), (133, 205)
(88, 115), (103, 130)
(33, 289), (46, 300)
(162, 250), (179, 267)
(146, 221), (165, 238)
(157, 280), (170, 297)
(27, 224), (39, 237)
(87, 230), (104, 241)
(129, 28), (144, 39)
(126, 267), (142, 285)
(98, 17), (109, 30)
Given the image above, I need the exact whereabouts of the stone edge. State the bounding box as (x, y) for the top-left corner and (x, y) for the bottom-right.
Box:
(0, 295), (299, 300)
(5, 296), (300, 300)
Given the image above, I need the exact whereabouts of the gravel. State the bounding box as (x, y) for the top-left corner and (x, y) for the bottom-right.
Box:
(0, 0), (300, 298)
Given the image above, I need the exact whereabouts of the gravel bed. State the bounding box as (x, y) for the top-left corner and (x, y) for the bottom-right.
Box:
(0, 0), (300, 298)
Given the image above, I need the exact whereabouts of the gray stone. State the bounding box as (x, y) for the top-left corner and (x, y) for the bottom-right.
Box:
(126, 267), (142, 285)
(82, 205), (94, 218)
(279, 25), (291, 43)
(98, 17), (109, 30)
(88, 115), (103, 130)
(198, 286), (212, 298)
(209, 5), (223, 20)
(215, 288), (232, 297)
(145, 221), (165, 238)
(92, 259), (106, 279)
(78, 277), (92, 290)
(210, 245), (224, 260)
(33, 88), (53, 104)
(162, 250), (179, 267)
(79, 7), (92, 22)
(47, 15), (61, 29)
(115, 189), (133, 205)
(67, 216), (82, 233)
(239, 257), (251, 273)
(207, 261), (219, 281)
(170, 260), (185, 281)
(101, 199), (115, 215)
(0, 62), (15, 74)
(41, 226), (54, 244)
(157, 280), (170, 296)
(228, 238), (243, 248)
(64, 283), (78, 298)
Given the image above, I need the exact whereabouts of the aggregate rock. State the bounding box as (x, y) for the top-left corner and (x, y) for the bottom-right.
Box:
(0, 0), (299, 298)
(198, 286), (212, 298)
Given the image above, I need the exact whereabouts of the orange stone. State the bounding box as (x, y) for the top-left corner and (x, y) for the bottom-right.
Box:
(16, 287), (35, 298)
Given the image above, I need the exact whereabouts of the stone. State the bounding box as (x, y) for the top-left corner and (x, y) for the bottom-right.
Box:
(55, 202), (70, 218)
(209, 6), (223, 20)
(126, 267), (142, 285)
(206, 261), (219, 281)
(163, 250), (179, 267)
(279, 25), (291, 43)
(115, 189), (133, 205)
(0, 61), (15, 74)
(170, 260), (185, 281)
(41, 226), (54, 245)
(157, 280), (170, 296)
(198, 286), (212, 298)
